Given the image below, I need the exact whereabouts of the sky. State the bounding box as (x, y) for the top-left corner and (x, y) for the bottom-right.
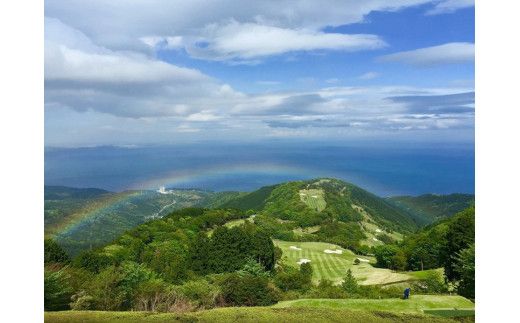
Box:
(44, 0), (475, 147)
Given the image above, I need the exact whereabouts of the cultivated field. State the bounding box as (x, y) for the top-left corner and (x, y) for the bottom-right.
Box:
(274, 240), (412, 285)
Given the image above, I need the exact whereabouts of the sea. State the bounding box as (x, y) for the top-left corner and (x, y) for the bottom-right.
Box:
(44, 141), (474, 197)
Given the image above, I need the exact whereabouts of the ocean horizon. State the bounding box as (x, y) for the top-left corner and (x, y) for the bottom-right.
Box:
(45, 141), (474, 197)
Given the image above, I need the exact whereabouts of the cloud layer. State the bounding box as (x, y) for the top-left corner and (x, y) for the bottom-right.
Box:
(44, 1), (474, 146)
(378, 42), (474, 66)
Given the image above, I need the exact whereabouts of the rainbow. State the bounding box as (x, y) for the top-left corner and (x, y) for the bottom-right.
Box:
(47, 190), (142, 237)
(132, 162), (327, 190)
(50, 162), (330, 237)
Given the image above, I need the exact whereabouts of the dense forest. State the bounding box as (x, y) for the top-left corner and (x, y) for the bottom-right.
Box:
(373, 207), (475, 298)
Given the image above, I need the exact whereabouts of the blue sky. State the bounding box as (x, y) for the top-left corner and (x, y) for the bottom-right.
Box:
(44, 0), (474, 147)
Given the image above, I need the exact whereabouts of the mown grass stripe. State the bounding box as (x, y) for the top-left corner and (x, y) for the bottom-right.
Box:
(321, 253), (339, 281)
(329, 255), (348, 277)
(316, 253), (331, 280)
(315, 253), (330, 282)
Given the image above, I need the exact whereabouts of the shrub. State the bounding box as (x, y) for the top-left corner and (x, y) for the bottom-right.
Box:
(175, 279), (221, 309)
(220, 272), (280, 306)
(70, 291), (94, 310)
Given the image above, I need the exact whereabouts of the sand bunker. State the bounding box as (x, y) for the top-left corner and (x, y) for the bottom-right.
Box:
(324, 249), (343, 254)
(311, 195), (318, 198)
(297, 258), (311, 265)
(375, 229), (382, 233)
(289, 246), (302, 251)
(372, 237), (380, 242)
(356, 258), (370, 263)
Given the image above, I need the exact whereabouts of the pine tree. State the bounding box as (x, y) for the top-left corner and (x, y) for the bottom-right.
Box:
(341, 269), (358, 295)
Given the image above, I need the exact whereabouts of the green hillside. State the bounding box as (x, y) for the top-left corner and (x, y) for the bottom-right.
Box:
(217, 184), (277, 211)
(216, 178), (417, 232)
(45, 186), (227, 255)
(46, 178), (419, 256)
(386, 194), (475, 226)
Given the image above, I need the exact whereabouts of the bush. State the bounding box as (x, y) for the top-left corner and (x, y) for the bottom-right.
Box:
(220, 272), (280, 306)
(175, 279), (221, 309)
(412, 271), (448, 294)
(70, 291), (94, 310)
(306, 280), (348, 299)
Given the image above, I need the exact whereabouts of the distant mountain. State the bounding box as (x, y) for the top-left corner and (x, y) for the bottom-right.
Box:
(44, 186), (111, 200)
(386, 194), (475, 226)
(44, 186), (236, 255)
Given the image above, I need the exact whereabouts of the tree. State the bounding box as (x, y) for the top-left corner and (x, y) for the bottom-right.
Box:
(454, 244), (475, 299)
(142, 241), (188, 283)
(87, 266), (126, 310)
(374, 245), (399, 268)
(341, 269), (358, 295)
(44, 268), (73, 311)
(189, 232), (210, 274)
(442, 207), (475, 281)
(72, 250), (111, 273)
(300, 262), (313, 283)
(391, 250), (407, 271)
(45, 239), (70, 264)
(238, 259), (269, 278)
(274, 266), (304, 291)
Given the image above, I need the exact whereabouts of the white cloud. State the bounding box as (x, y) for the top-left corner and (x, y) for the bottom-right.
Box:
(426, 0), (474, 15)
(45, 0), (436, 60)
(43, 2), (475, 146)
(45, 18), (245, 118)
(359, 72), (380, 80)
(163, 21), (387, 61)
(378, 42), (474, 66)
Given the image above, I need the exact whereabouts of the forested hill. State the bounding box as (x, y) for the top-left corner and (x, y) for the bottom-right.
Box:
(44, 186), (235, 255)
(386, 193), (475, 226)
(213, 178), (417, 232)
(46, 179), (475, 256)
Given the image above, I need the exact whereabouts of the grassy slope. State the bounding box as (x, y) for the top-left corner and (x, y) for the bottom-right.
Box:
(217, 185), (277, 211)
(386, 194), (475, 226)
(273, 295), (474, 314)
(275, 240), (412, 285)
(299, 188), (327, 212)
(45, 307), (472, 323)
(353, 204), (403, 247)
(348, 184), (416, 231)
(45, 187), (217, 255)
